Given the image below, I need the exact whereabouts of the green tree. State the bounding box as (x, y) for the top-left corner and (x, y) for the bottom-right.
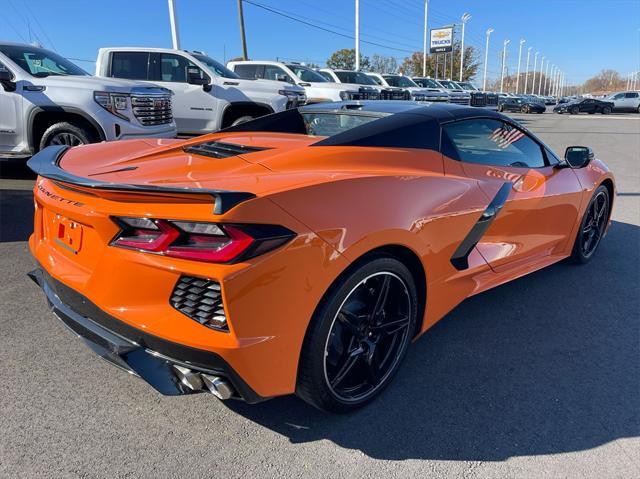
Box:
(326, 48), (370, 70)
(400, 42), (480, 81)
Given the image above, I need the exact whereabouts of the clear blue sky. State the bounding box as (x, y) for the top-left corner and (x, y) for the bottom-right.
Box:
(1, 0), (639, 84)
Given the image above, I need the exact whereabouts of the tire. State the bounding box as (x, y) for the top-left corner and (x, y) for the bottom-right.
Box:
(602, 106), (611, 115)
(570, 185), (610, 264)
(39, 121), (97, 151)
(497, 105), (503, 112)
(570, 107), (579, 115)
(520, 106), (528, 113)
(296, 256), (418, 413)
(588, 111), (595, 114)
(230, 115), (254, 126)
(637, 105), (640, 114)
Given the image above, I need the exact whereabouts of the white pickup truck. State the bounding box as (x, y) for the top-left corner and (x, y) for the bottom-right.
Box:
(96, 48), (306, 135)
(0, 42), (176, 159)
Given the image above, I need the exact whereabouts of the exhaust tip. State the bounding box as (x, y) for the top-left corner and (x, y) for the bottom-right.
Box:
(202, 374), (234, 400)
(172, 365), (204, 391)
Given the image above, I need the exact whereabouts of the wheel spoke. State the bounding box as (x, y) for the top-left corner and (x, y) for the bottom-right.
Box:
(337, 310), (362, 335)
(330, 346), (363, 388)
(371, 316), (410, 336)
(371, 275), (391, 320)
(364, 346), (380, 385)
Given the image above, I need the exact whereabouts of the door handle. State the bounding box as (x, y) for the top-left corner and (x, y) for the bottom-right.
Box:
(223, 81), (239, 86)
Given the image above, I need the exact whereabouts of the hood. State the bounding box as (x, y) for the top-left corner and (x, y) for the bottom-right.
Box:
(48, 74), (168, 93)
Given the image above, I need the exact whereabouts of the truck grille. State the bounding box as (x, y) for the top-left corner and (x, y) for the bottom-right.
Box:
(380, 89), (411, 100)
(131, 95), (173, 126)
(347, 88), (380, 100)
(170, 276), (228, 331)
(286, 91), (307, 109)
(485, 93), (499, 106)
(470, 92), (487, 107)
(449, 96), (471, 106)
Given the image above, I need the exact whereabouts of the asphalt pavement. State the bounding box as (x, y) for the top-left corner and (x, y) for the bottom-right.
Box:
(1, 110), (638, 478)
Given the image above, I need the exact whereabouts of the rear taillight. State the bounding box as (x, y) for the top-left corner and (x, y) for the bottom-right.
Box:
(111, 217), (295, 263)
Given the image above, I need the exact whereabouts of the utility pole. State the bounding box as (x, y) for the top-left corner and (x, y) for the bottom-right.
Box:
(531, 52), (539, 94)
(422, 0), (429, 76)
(168, 0), (180, 50)
(237, 0), (248, 60)
(500, 39), (510, 93)
(515, 39), (525, 93)
(523, 46), (532, 94)
(459, 13), (471, 81)
(444, 52), (447, 79)
(355, 0), (360, 70)
(482, 28), (493, 91)
(538, 56), (545, 94)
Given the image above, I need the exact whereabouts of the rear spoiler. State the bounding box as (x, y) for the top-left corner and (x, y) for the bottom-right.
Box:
(27, 145), (256, 215)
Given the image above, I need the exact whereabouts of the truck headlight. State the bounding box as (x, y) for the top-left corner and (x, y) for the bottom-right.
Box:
(278, 89), (298, 98)
(94, 92), (130, 121)
(339, 91), (350, 101)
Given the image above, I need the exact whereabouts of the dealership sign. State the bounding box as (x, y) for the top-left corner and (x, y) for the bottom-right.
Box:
(430, 27), (453, 53)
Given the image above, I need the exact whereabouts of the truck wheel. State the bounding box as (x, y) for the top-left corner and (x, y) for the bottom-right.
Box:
(231, 116), (254, 126)
(39, 121), (97, 150)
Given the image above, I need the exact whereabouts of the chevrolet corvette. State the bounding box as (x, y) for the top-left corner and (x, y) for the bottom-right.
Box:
(28, 101), (615, 412)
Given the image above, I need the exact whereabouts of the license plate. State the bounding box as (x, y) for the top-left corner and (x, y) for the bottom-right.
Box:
(53, 215), (83, 254)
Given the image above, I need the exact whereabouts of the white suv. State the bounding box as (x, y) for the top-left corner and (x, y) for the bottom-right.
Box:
(0, 42), (176, 159)
(96, 48), (306, 135)
(606, 91), (640, 113)
(227, 61), (368, 103)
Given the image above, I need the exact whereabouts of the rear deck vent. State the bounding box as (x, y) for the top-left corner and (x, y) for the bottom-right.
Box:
(170, 276), (228, 331)
(184, 141), (268, 159)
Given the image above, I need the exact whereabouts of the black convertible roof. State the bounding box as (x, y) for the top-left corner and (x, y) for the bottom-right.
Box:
(221, 100), (506, 150)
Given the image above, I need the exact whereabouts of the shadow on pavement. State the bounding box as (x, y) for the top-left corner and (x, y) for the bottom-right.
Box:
(226, 220), (640, 461)
(0, 189), (34, 242)
(0, 159), (35, 180)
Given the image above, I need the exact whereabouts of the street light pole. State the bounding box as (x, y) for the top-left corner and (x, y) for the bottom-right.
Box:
(236, 0), (248, 59)
(515, 39), (525, 93)
(459, 13), (471, 81)
(168, 0), (181, 50)
(531, 52), (539, 94)
(422, 0), (429, 76)
(538, 56), (545, 94)
(483, 28), (493, 91)
(544, 62), (551, 95)
(500, 39), (510, 93)
(523, 46), (532, 94)
(355, 0), (360, 70)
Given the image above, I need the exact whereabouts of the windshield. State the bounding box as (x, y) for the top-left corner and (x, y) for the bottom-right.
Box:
(301, 112), (382, 136)
(457, 81), (478, 91)
(335, 71), (377, 85)
(286, 64), (327, 82)
(0, 44), (88, 77)
(383, 75), (418, 88)
(439, 80), (461, 90)
(413, 78), (442, 89)
(193, 54), (239, 79)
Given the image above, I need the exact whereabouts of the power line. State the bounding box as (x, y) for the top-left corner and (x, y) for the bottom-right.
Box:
(243, 0), (415, 54)
(22, 0), (58, 51)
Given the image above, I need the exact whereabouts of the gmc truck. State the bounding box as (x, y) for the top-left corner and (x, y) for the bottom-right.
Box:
(96, 48), (306, 135)
(0, 42), (176, 159)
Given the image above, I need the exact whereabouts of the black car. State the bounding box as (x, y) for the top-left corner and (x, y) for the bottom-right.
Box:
(498, 97), (546, 114)
(553, 98), (614, 115)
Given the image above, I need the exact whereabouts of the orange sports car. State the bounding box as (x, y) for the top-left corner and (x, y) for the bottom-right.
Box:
(28, 102), (614, 413)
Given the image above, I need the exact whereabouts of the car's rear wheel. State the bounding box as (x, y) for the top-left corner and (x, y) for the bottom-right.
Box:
(296, 257), (418, 413)
(570, 107), (579, 115)
(570, 185), (610, 264)
(602, 106), (611, 115)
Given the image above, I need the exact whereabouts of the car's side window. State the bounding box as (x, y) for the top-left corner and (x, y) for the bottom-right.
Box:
(157, 53), (200, 83)
(233, 64), (259, 79)
(625, 92), (638, 99)
(442, 119), (547, 168)
(110, 52), (150, 80)
(613, 93), (625, 100)
(263, 65), (293, 83)
(369, 76), (382, 85)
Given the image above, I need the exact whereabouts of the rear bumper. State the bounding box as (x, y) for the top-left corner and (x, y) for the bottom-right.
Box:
(28, 267), (266, 403)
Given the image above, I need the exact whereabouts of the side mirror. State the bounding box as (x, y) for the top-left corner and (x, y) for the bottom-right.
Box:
(0, 69), (16, 92)
(186, 66), (209, 86)
(564, 146), (594, 169)
(275, 74), (288, 82)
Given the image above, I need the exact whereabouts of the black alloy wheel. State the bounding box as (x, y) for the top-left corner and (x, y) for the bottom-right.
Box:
(571, 185), (610, 264)
(296, 257), (418, 413)
(323, 272), (412, 403)
(602, 106), (612, 114)
(570, 106), (579, 115)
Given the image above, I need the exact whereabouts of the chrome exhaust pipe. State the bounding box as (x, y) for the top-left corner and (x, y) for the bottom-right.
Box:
(172, 365), (204, 391)
(201, 374), (234, 400)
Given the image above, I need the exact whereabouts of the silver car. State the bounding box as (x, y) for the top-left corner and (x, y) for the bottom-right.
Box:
(607, 91), (640, 113)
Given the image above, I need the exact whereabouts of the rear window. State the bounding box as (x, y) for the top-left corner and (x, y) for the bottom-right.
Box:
(110, 52), (150, 80)
(302, 113), (381, 137)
